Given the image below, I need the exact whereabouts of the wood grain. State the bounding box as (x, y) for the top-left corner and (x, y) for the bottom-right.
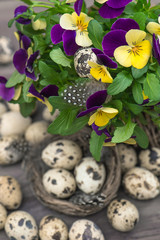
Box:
(1, 0), (160, 239)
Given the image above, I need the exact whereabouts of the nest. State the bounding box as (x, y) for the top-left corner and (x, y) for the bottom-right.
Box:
(23, 127), (121, 216)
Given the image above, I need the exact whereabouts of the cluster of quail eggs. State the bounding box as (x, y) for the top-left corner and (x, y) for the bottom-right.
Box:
(41, 139), (107, 199)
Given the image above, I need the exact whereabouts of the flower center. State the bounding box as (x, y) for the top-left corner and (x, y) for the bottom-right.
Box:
(76, 18), (88, 31)
(131, 45), (143, 56)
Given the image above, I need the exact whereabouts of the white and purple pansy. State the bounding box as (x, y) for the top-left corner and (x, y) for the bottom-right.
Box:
(14, 5), (31, 25)
(28, 84), (59, 112)
(13, 32), (39, 80)
(0, 77), (15, 101)
(66, 0), (83, 16)
(153, 34), (160, 65)
(95, 0), (132, 19)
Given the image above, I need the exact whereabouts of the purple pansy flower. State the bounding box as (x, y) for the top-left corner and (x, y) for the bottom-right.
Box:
(13, 32), (39, 80)
(0, 77), (15, 101)
(153, 34), (160, 65)
(102, 18), (139, 57)
(14, 5), (31, 25)
(66, 0), (83, 16)
(95, 0), (132, 19)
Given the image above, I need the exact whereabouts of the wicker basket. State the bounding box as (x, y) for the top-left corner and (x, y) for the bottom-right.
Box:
(23, 127), (121, 216)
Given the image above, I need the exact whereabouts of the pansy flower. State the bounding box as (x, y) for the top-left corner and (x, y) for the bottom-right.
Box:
(0, 77), (21, 101)
(95, 0), (132, 19)
(28, 84), (59, 112)
(88, 48), (117, 83)
(14, 5), (31, 25)
(77, 90), (118, 127)
(66, 0), (83, 16)
(51, 12), (92, 56)
(152, 34), (160, 65)
(13, 32), (39, 80)
(102, 18), (151, 69)
(142, 90), (149, 104)
(146, 16), (160, 38)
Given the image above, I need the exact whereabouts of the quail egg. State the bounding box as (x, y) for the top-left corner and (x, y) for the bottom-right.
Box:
(74, 157), (106, 195)
(39, 215), (68, 240)
(0, 176), (22, 209)
(0, 111), (31, 136)
(74, 47), (97, 78)
(0, 102), (7, 116)
(107, 199), (139, 232)
(139, 147), (160, 176)
(0, 203), (7, 230)
(69, 219), (105, 240)
(122, 167), (160, 200)
(5, 211), (38, 240)
(42, 168), (76, 199)
(41, 139), (82, 170)
(0, 135), (29, 165)
(42, 108), (60, 122)
(117, 144), (137, 173)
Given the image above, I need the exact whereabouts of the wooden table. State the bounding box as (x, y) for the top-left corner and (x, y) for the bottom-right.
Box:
(1, 1), (160, 239)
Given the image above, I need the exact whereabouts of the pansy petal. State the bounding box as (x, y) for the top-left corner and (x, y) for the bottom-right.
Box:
(86, 90), (107, 109)
(51, 24), (65, 44)
(40, 85), (59, 98)
(95, 0), (106, 3)
(101, 107), (118, 116)
(66, 0), (76, 2)
(146, 22), (160, 35)
(21, 35), (31, 50)
(63, 30), (80, 55)
(107, 0), (132, 9)
(0, 84), (15, 101)
(88, 111), (97, 125)
(99, 3), (125, 19)
(90, 64), (113, 83)
(77, 106), (101, 118)
(74, 0), (83, 16)
(111, 18), (139, 31)
(13, 49), (28, 74)
(14, 5), (31, 25)
(0, 76), (7, 84)
(126, 29), (146, 47)
(27, 51), (39, 71)
(13, 85), (22, 100)
(92, 48), (103, 55)
(76, 30), (92, 47)
(153, 34), (160, 64)
(131, 40), (152, 69)
(28, 84), (44, 101)
(92, 123), (111, 136)
(44, 98), (53, 112)
(95, 111), (110, 126)
(114, 45), (132, 67)
(25, 70), (37, 81)
(60, 13), (77, 30)
(102, 30), (127, 57)
(97, 54), (117, 68)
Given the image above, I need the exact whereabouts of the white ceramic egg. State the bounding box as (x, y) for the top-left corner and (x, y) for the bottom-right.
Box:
(0, 203), (7, 230)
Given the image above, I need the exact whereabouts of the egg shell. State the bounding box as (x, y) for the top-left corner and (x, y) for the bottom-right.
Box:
(0, 102), (7, 116)
(42, 108), (60, 122)
(74, 47), (97, 78)
(39, 215), (68, 240)
(0, 111), (31, 136)
(107, 199), (139, 232)
(7, 102), (20, 112)
(5, 211), (38, 240)
(0, 135), (28, 165)
(139, 147), (160, 176)
(74, 157), (106, 195)
(0, 176), (22, 209)
(0, 203), (7, 230)
(25, 120), (52, 144)
(41, 139), (82, 170)
(69, 219), (105, 240)
(42, 168), (76, 199)
(117, 144), (137, 173)
(122, 167), (160, 200)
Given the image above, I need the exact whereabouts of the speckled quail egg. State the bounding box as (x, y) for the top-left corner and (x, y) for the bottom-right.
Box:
(69, 219), (105, 240)
(0, 36), (14, 64)
(0, 135), (29, 165)
(117, 144), (137, 173)
(122, 167), (160, 200)
(0, 111), (31, 136)
(7, 102), (20, 112)
(74, 157), (106, 195)
(74, 47), (97, 78)
(0, 176), (22, 209)
(0, 203), (7, 230)
(42, 168), (76, 199)
(42, 107), (60, 122)
(139, 147), (160, 176)
(25, 120), (52, 144)
(5, 211), (38, 240)
(41, 139), (82, 170)
(0, 102), (7, 116)
(107, 199), (139, 232)
(39, 215), (68, 240)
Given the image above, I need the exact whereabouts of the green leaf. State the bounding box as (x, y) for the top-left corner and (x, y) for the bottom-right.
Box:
(126, 102), (143, 115)
(20, 101), (36, 117)
(88, 19), (103, 50)
(143, 73), (160, 101)
(112, 120), (136, 143)
(8, 18), (15, 28)
(133, 126), (149, 148)
(18, 0), (32, 5)
(131, 64), (148, 79)
(109, 100), (123, 113)
(33, 35), (46, 55)
(132, 82), (143, 104)
(107, 71), (133, 95)
(22, 81), (32, 103)
(38, 61), (60, 83)
(6, 71), (25, 88)
(132, 12), (147, 30)
(89, 131), (106, 162)
(49, 96), (75, 111)
(50, 48), (72, 68)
